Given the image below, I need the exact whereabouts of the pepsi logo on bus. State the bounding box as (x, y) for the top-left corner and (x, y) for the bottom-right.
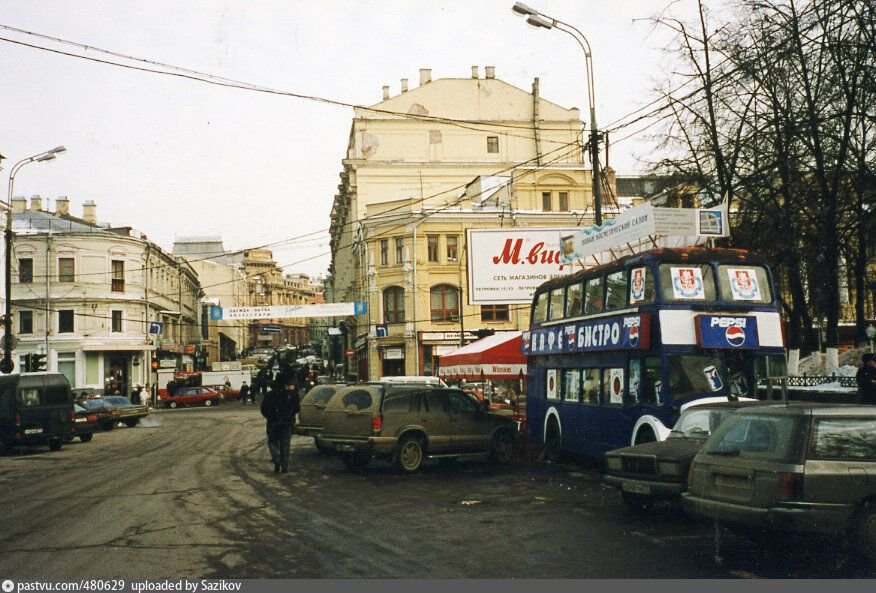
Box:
(696, 315), (759, 349)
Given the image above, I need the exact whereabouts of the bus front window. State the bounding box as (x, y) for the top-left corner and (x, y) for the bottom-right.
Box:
(667, 355), (723, 399)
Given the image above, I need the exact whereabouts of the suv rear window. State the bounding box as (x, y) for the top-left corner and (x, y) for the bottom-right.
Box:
(703, 413), (805, 463)
(17, 388), (41, 407)
(382, 392), (416, 413)
(811, 418), (876, 460)
(339, 389), (373, 411)
(307, 386), (338, 405)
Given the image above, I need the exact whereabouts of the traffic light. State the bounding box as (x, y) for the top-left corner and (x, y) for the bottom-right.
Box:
(151, 359), (160, 370)
(29, 353), (46, 372)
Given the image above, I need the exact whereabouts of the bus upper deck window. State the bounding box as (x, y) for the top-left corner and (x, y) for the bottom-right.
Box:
(548, 288), (565, 321)
(565, 282), (583, 318)
(717, 265), (773, 304)
(629, 266), (655, 304)
(605, 270), (627, 310)
(533, 293), (548, 324)
(584, 276), (605, 315)
(659, 264), (716, 302)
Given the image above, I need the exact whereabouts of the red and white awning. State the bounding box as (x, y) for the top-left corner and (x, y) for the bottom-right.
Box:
(437, 331), (526, 380)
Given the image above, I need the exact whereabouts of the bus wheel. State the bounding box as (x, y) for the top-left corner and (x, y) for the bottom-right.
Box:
(635, 427), (656, 445)
(544, 420), (562, 462)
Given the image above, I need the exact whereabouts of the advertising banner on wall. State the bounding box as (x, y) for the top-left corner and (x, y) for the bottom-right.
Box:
(466, 228), (578, 305)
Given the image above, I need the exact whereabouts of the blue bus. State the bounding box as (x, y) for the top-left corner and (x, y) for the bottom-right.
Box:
(523, 247), (786, 458)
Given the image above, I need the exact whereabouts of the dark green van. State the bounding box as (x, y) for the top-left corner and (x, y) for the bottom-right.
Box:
(0, 373), (74, 453)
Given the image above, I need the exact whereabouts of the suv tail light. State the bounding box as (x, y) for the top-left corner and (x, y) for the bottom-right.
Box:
(14, 413), (21, 428)
(371, 415), (382, 434)
(777, 472), (803, 501)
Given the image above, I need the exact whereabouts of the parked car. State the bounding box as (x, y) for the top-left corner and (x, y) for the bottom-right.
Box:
(77, 398), (118, 430)
(683, 404), (876, 564)
(161, 386), (221, 408)
(71, 403), (99, 442)
(101, 396), (149, 427)
(202, 384), (240, 401)
(294, 384), (347, 453)
(71, 387), (104, 400)
(604, 401), (761, 509)
(320, 385), (520, 473)
(0, 373), (74, 453)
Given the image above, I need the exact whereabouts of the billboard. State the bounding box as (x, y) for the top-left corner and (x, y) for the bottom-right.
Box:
(466, 228), (578, 305)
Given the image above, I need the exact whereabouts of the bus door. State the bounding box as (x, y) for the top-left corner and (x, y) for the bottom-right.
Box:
(595, 364), (637, 451)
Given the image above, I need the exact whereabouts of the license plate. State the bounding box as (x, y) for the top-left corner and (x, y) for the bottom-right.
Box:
(336, 444), (355, 453)
(24, 428), (43, 435)
(621, 482), (651, 495)
(715, 474), (750, 489)
(75, 418), (86, 423)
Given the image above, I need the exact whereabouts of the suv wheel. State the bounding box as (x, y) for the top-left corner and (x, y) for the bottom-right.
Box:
(857, 505), (876, 565)
(489, 429), (515, 464)
(341, 453), (370, 471)
(48, 439), (63, 452)
(397, 435), (424, 473)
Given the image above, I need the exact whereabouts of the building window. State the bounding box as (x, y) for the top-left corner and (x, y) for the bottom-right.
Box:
(427, 235), (439, 263)
(19, 310), (33, 334)
(395, 237), (405, 264)
(487, 136), (499, 153)
(111, 260), (125, 292)
(379, 239), (388, 266)
(430, 284), (459, 322)
(111, 310), (122, 333)
(446, 235), (458, 261)
(58, 310), (74, 333)
(480, 304), (509, 322)
(383, 286), (405, 323)
(559, 192), (569, 211)
(19, 258), (33, 284)
(59, 258), (75, 283)
(542, 192), (552, 212)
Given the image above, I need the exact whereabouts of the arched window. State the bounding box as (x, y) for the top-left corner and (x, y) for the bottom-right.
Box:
(383, 286), (405, 323)
(430, 284), (459, 322)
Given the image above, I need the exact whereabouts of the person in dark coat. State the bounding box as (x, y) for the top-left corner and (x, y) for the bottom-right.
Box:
(857, 353), (876, 405)
(260, 380), (300, 473)
(239, 381), (250, 405)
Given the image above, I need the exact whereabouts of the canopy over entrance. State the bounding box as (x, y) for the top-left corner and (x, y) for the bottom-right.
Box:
(437, 331), (526, 380)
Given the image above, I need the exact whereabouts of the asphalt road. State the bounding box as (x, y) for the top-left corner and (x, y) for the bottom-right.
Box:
(0, 405), (872, 579)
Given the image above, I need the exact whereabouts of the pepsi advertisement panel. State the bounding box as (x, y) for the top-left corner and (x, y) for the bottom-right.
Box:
(523, 314), (651, 355)
(695, 315), (759, 349)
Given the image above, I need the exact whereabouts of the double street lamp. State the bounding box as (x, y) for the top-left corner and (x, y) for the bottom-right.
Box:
(512, 2), (603, 225)
(2, 146), (67, 373)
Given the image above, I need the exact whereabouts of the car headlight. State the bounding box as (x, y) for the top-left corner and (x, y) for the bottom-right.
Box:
(657, 461), (681, 476)
(605, 456), (622, 471)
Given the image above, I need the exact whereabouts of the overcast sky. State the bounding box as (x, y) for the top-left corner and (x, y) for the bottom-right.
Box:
(0, 0), (701, 278)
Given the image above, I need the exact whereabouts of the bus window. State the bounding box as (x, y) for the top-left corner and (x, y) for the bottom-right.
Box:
(717, 265), (773, 304)
(641, 357), (663, 404)
(629, 266), (655, 304)
(584, 276), (605, 315)
(562, 369), (580, 402)
(755, 354), (788, 399)
(565, 282), (583, 318)
(667, 354), (723, 399)
(659, 263), (716, 302)
(605, 270), (627, 310)
(724, 351), (752, 397)
(603, 368), (625, 406)
(548, 288), (565, 321)
(582, 369), (600, 405)
(546, 369), (559, 400)
(533, 292), (548, 324)
(629, 359), (641, 401)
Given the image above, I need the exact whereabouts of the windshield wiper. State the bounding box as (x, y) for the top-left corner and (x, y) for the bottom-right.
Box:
(708, 449), (741, 456)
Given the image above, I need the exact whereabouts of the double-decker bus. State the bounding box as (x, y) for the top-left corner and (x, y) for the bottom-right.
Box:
(523, 247), (786, 458)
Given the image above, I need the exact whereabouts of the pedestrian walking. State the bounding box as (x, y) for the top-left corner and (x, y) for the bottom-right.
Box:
(138, 385), (149, 407)
(260, 379), (300, 473)
(239, 381), (251, 405)
(857, 352), (876, 405)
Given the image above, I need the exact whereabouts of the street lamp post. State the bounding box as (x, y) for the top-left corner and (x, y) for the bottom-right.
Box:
(512, 2), (602, 226)
(866, 324), (876, 354)
(3, 146), (66, 373)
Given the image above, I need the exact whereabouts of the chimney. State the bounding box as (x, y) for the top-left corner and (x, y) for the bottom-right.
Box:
(82, 200), (97, 224)
(30, 195), (42, 212)
(55, 196), (70, 216)
(400, 78), (408, 93)
(485, 66), (495, 79)
(419, 68), (432, 85)
(11, 197), (26, 214)
(382, 85), (390, 100)
(471, 65), (479, 79)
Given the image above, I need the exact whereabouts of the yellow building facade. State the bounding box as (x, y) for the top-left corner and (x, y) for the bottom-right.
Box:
(330, 67), (614, 379)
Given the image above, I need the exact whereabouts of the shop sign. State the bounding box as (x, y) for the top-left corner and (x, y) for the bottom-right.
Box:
(383, 347), (404, 360)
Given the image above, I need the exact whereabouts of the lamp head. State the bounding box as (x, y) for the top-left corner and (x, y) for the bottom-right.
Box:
(35, 154), (56, 162)
(512, 2), (536, 16)
(49, 146), (66, 154)
(866, 324), (876, 340)
(526, 14), (554, 29)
